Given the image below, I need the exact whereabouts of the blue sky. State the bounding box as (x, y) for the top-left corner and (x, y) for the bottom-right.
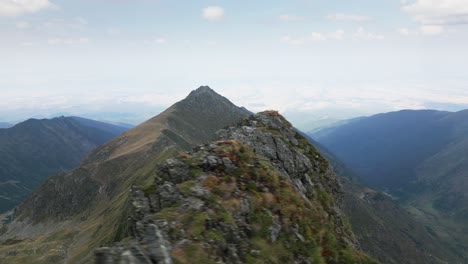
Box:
(1, 0), (468, 129)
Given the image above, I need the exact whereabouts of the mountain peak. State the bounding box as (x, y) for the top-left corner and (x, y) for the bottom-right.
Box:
(192, 85), (214, 94)
(82, 86), (250, 163)
(186, 85), (220, 99)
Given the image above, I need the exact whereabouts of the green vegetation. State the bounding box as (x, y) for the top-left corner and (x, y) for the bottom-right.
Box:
(152, 140), (376, 263)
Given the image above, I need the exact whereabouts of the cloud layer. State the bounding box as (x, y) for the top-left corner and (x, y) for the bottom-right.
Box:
(202, 6), (224, 21)
(280, 28), (383, 45)
(279, 14), (303, 22)
(327, 13), (372, 22)
(403, 0), (468, 25)
(0, 0), (53, 17)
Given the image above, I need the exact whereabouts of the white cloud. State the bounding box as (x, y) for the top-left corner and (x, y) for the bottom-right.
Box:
(280, 36), (305, 45)
(202, 6), (224, 22)
(327, 13), (372, 22)
(403, 0), (468, 25)
(281, 30), (345, 45)
(154, 37), (167, 44)
(398, 27), (411, 36)
(107, 28), (121, 36)
(420, 25), (445, 35)
(398, 27), (425, 36)
(279, 14), (303, 22)
(75, 17), (88, 26)
(221, 82), (468, 123)
(329, 30), (345, 40)
(312, 30), (345, 41)
(280, 29), (345, 45)
(19, 41), (34, 46)
(16, 21), (30, 29)
(311, 32), (326, 41)
(353, 27), (385, 40)
(0, 0), (53, 17)
(42, 17), (88, 31)
(48, 37), (90, 45)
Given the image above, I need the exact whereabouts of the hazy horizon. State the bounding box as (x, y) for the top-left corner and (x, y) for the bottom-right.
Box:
(1, 0), (468, 127)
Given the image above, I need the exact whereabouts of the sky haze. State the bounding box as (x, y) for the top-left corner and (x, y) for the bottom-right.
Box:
(1, 0), (467, 128)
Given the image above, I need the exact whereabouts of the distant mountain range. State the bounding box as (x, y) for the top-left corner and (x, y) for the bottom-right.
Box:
(311, 109), (468, 261)
(0, 88), (467, 263)
(0, 87), (378, 263)
(108, 122), (135, 129)
(312, 139), (462, 264)
(0, 117), (128, 213)
(0, 123), (13, 129)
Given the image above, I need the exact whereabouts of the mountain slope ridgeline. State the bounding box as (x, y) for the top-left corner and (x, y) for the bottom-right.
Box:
(0, 86), (251, 263)
(0, 117), (128, 213)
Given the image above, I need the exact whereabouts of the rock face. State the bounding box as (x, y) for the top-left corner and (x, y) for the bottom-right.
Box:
(218, 114), (343, 193)
(95, 111), (375, 264)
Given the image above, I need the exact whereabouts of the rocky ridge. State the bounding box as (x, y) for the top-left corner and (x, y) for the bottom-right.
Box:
(96, 111), (376, 263)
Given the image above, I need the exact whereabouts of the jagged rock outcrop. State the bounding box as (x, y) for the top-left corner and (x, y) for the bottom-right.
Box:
(95, 111), (375, 264)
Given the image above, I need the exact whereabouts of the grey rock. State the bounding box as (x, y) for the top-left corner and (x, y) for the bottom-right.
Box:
(155, 182), (180, 211)
(222, 157), (237, 171)
(184, 197), (204, 211)
(129, 243), (153, 264)
(227, 244), (242, 264)
(119, 250), (138, 264)
(207, 155), (218, 165)
(268, 218), (282, 242)
(158, 159), (191, 184)
(217, 114), (319, 200)
(239, 198), (250, 216)
(95, 247), (115, 264)
(190, 182), (210, 199)
(143, 224), (172, 264)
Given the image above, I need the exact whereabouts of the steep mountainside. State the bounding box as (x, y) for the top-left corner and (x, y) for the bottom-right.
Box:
(300, 135), (462, 263)
(0, 117), (127, 213)
(311, 109), (468, 261)
(0, 86), (251, 263)
(328, 154), (462, 263)
(311, 110), (452, 190)
(95, 111), (375, 263)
